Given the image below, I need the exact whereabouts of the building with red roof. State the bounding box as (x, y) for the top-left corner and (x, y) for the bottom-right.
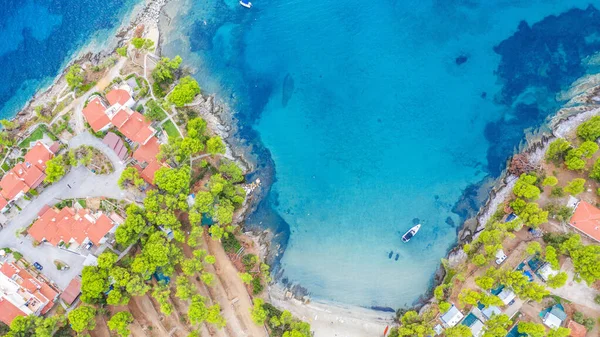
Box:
(106, 86), (134, 107)
(60, 277), (81, 306)
(0, 142), (54, 211)
(82, 97), (111, 132)
(569, 200), (600, 242)
(82, 84), (156, 146)
(28, 206), (117, 250)
(567, 320), (587, 337)
(0, 262), (59, 325)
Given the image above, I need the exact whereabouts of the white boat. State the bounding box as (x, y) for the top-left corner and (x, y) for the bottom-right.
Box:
(240, 0), (252, 8)
(402, 224), (421, 243)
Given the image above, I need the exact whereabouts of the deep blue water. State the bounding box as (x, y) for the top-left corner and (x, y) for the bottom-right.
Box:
(0, 0), (141, 117)
(6, 0), (600, 309)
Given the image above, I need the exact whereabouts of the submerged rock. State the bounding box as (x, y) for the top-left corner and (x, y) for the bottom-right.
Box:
(455, 54), (468, 65)
(282, 73), (295, 107)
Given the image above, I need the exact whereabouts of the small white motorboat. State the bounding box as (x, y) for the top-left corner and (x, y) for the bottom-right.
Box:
(402, 224), (421, 243)
(240, 0), (252, 8)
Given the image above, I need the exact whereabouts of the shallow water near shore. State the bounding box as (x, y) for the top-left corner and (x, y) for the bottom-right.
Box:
(159, 0), (600, 308)
(0, 0), (141, 117)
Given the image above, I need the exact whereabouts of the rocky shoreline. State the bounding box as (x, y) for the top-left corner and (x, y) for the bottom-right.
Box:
(424, 75), (600, 313)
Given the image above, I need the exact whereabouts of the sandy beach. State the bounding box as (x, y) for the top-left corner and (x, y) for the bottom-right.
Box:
(267, 284), (394, 337)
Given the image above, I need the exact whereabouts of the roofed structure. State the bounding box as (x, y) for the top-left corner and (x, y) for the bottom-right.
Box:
(82, 97), (110, 132)
(60, 277), (81, 306)
(0, 262), (59, 325)
(569, 200), (600, 242)
(440, 305), (464, 328)
(567, 320), (587, 337)
(28, 206), (117, 249)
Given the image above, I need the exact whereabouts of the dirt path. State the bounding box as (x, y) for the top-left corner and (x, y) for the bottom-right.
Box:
(129, 295), (170, 336)
(89, 314), (111, 337)
(205, 234), (269, 337)
(181, 243), (232, 337)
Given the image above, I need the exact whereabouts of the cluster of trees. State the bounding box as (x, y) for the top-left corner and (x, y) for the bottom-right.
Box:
(1, 315), (71, 337)
(151, 55), (183, 97)
(577, 116), (600, 141)
(388, 310), (435, 337)
(458, 288), (503, 308)
(65, 64), (85, 90)
(44, 150), (78, 184)
(251, 299), (311, 337)
(555, 234), (600, 284)
(131, 37), (155, 55)
(474, 266), (549, 302)
(118, 166), (145, 188)
(168, 76), (201, 107)
(545, 138), (599, 171)
(518, 322), (570, 337)
(159, 117), (225, 165)
(464, 220), (518, 267)
(188, 159), (246, 239)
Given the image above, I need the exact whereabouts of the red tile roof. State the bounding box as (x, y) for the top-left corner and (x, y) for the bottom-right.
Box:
(0, 196), (8, 210)
(60, 277), (81, 305)
(570, 200), (600, 242)
(86, 214), (115, 245)
(106, 89), (131, 106)
(13, 163), (45, 190)
(82, 97), (110, 132)
(28, 207), (115, 246)
(119, 111), (155, 144)
(111, 109), (130, 128)
(0, 298), (26, 325)
(133, 137), (160, 164)
(140, 160), (163, 185)
(0, 171), (30, 200)
(24, 142), (53, 171)
(568, 320), (587, 337)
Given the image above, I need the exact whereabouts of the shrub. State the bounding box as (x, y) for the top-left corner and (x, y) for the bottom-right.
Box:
(564, 178), (586, 196)
(542, 176), (558, 186)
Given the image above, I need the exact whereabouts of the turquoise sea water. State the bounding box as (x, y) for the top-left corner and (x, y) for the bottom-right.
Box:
(159, 0), (600, 308)
(0, 0), (141, 117)
(5, 0), (600, 310)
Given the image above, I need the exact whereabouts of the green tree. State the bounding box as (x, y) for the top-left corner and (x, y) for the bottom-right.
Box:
(545, 139), (571, 163)
(517, 322), (546, 337)
(154, 165), (191, 195)
(434, 285), (446, 301)
(107, 311), (134, 337)
(168, 76), (201, 107)
(119, 166), (145, 188)
(564, 178), (586, 196)
(483, 314), (512, 337)
(459, 289), (482, 307)
(239, 272), (253, 284)
(0, 119), (17, 130)
(396, 311), (434, 337)
(590, 157), (600, 181)
(526, 242), (541, 255)
(207, 136), (226, 154)
(97, 251), (118, 269)
(577, 116), (600, 141)
(44, 155), (67, 183)
(475, 275), (495, 290)
(565, 148), (586, 171)
(116, 46), (127, 57)
(513, 174), (541, 200)
(580, 140), (599, 158)
(511, 200), (548, 227)
(176, 276), (196, 300)
(68, 305), (96, 333)
(152, 286), (174, 316)
(547, 272), (568, 288)
(66, 64), (84, 90)
(81, 266), (109, 303)
(445, 325), (472, 337)
(545, 246), (560, 269)
(480, 294), (503, 308)
(438, 301), (451, 313)
(152, 56), (182, 83)
(145, 99), (167, 121)
(206, 304), (227, 328)
(547, 327), (571, 337)
(218, 160), (245, 183)
(542, 176), (558, 186)
(251, 298), (268, 325)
